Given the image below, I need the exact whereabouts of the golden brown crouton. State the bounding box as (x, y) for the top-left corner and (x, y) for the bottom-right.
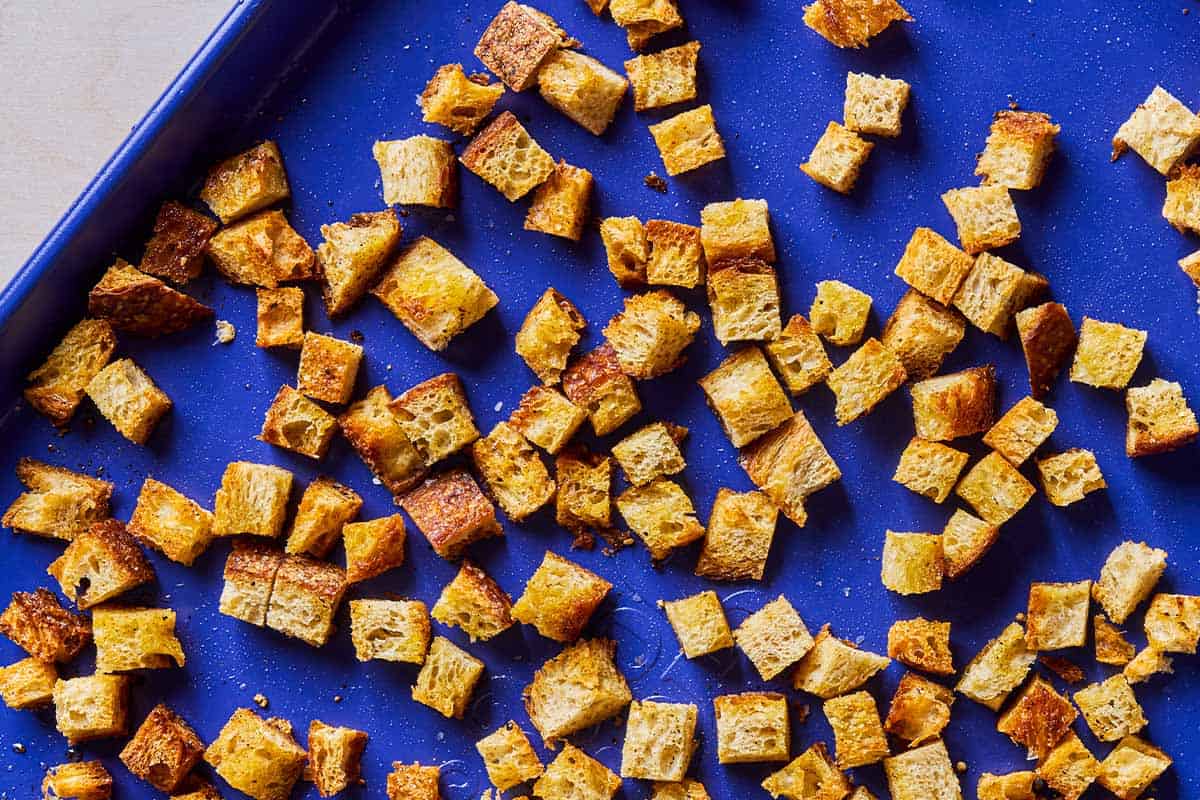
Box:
(87, 260), (212, 336)
(621, 700), (698, 781)
(651, 779), (711, 800)
(47, 519), (153, 609)
(525, 160), (593, 240)
(955, 451), (1036, 525)
(892, 228), (974, 307)
(909, 366), (996, 441)
(734, 595), (815, 680)
(713, 692), (790, 764)
(305, 720), (368, 798)
(940, 509), (998, 580)
(610, 0), (683, 45)
(2, 459), (112, 542)
(386, 762), (440, 800)
(941, 185), (1021, 254)
(880, 292), (964, 381)
(892, 438), (968, 503)
(766, 315), (832, 395)
(53, 674), (129, 743)
(792, 625), (891, 699)
(887, 618), (953, 676)
(471, 421), (555, 521)
(0, 657), (56, 709)
(562, 345), (642, 436)
(612, 421), (686, 487)
(1094, 541), (1167, 624)
(297, 332), (362, 405)
(265, 555), (347, 646)
(976, 110), (1060, 189)
(882, 740), (960, 800)
(554, 447), (613, 534)
(802, 0), (911, 48)
(399, 470), (500, 560)
(85, 358), (171, 444)
(826, 338), (908, 426)
(259, 385), (338, 459)
(339, 386), (427, 494)
(286, 477), (361, 558)
(474, 2), (565, 91)
(206, 210), (316, 287)
(392, 373), (480, 465)
(881, 531), (943, 595)
(700, 347), (792, 447)
(706, 258), (782, 344)
(218, 540), (284, 626)
(739, 410), (841, 527)
(535, 744), (621, 800)
(373, 136), (456, 208)
(625, 41), (699, 111)
(1096, 615), (1137, 666)
(1036, 731), (1100, 800)
(119, 704), (203, 792)
(476, 721), (543, 790)
(512, 551), (611, 641)
(1070, 317), (1147, 389)
(952, 252), (1036, 336)
(604, 290), (700, 378)
(432, 561), (513, 642)
(349, 598), (429, 663)
(701, 198), (775, 263)
(1014, 301), (1076, 399)
(645, 218), (705, 288)
(0, 590), (91, 664)
(649, 105), (726, 176)
(420, 63), (504, 135)
(1096, 735), (1172, 800)
(1126, 378), (1199, 457)
(524, 638), (631, 746)
(955, 622), (1035, 710)
(810, 280), (872, 346)
(205, 708), (306, 800)
(617, 478), (704, 560)
(343, 514), (407, 584)
(1112, 85), (1200, 175)
(170, 778), (224, 799)
(600, 215), (649, 287)
(660, 590), (733, 658)
(1037, 449), (1106, 506)
(24, 318), (116, 427)
(1075, 675), (1146, 742)
(761, 742), (850, 799)
(801, 121), (874, 193)
(695, 488), (778, 580)
(844, 72), (910, 137)
(983, 395), (1058, 465)
(213, 462), (293, 538)
(1143, 592), (1200, 653)
(1026, 579), (1092, 651)
(824, 692), (890, 769)
(995, 676), (1076, 759)
(884, 672), (954, 747)
(515, 289), (586, 385)
(255, 286), (304, 349)
(93, 605), (184, 673)
(42, 761), (112, 800)
(200, 141), (289, 224)
(976, 772), (1035, 800)
(317, 209), (401, 316)
(412, 635), (485, 718)
(140, 201), (218, 284)
(538, 49), (627, 135)
(1165, 166), (1200, 234)
(461, 111), (555, 200)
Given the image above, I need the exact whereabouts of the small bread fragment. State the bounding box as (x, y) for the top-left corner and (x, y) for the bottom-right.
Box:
(810, 280), (872, 346)
(538, 49), (627, 135)
(1074, 675), (1146, 742)
(880, 290), (965, 381)
(739, 410), (840, 527)
(47, 519), (153, 609)
(476, 721), (543, 791)
(419, 63), (504, 135)
(433, 562), (513, 643)
(1112, 85), (1200, 175)
(399, 470), (500, 560)
(392, 373), (480, 466)
(53, 674), (129, 744)
(286, 477), (361, 558)
(941, 184), (1021, 254)
(265, 555), (347, 646)
(92, 606), (184, 673)
(525, 160), (593, 240)
(474, 2), (565, 91)
(1037, 449), (1106, 506)
(41, 761), (113, 800)
(515, 289), (586, 385)
(976, 110), (1061, 189)
(824, 691), (889, 769)
(625, 41), (699, 111)
(1095, 615), (1137, 666)
(955, 622), (1035, 710)
(995, 675), (1077, 759)
(305, 720), (367, 798)
(1094, 541), (1167, 624)
(213, 462), (293, 538)
(792, 625), (890, 699)
(512, 551), (611, 642)
(882, 740), (960, 800)
(844, 72), (910, 137)
(204, 708), (306, 800)
(1125, 646), (1174, 686)
(766, 315), (832, 395)
(554, 447), (613, 533)
(140, 199), (217, 284)
(119, 704), (204, 793)
(1182, 249), (1200, 285)
(1015, 302), (1076, 399)
(826, 337), (907, 425)
(910, 366), (996, 441)
(1096, 735), (1172, 800)
(955, 451), (1036, 525)
(2, 459), (113, 542)
(707, 258), (782, 344)
(87, 260), (213, 336)
(317, 209), (401, 316)
(259, 385), (338, 459)
(983, 396), (1058, 465)
(461, 111), (555, 200)
(255, 287), (304, 349)
(616, 479), (704, 560)
(620, 699), (698, 781)
(887, 618), (953, 676)
(699, 347), (793, 447)
(940, 509), (998, 580)
(386, 763), (441, 800)
(892, 438), (968, 503)
(338, 386), (427, 494)
(1125, 378), (1198, 457)
(952, 252), (1039, 336)
(761, 743), (851, 799)
(734, 595), (814, 681)
(695, 489), (778, 581)
(645, 219), (705, 288)
(660, 590), (733, 658)
(0, 657), (56, 709)
(200, 141), (289, 224)
(612, 421), (686, 487)
(801, 121), (874, 193)
(1069, 317), (1147, 389)
(1036, 731), (1100, 800)
(649, 104), (726, 176)
(803, 0), (911, 48)
(893, 228), (975, 307)
(884, 672), (954, 747)
(342, 514), (406, 584)
(24, 318), (117, 427)
(412, 635), (485, 718)
(217, 540), (284, 627)
(348, 598), (429, 663)
(85, 358), (171, 444)
(206, 210), (316, 287)
(534, 744), (621, 800)
(881, 531), (943, 595)
(471, 421), (555, 521)
(524, 638), (631, 746)
(1143, 592), (1200, 653)
(713, 692), (790, 764)
(562, 345), (642, 436)
(603, 290), (700, 378)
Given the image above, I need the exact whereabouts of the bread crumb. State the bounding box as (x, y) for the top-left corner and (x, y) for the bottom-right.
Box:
(214, 320), (236, 344)
(955, 760), (967, 773)
(253, 693), (269, 709)
(644, 173), (668, 192)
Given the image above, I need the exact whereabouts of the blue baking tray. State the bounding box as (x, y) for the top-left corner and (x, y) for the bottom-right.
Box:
(1, 0), (1197, 797)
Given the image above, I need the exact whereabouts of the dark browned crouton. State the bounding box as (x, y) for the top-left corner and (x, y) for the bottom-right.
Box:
(399, 470), (502, 560)
(24, 319), (117, 426)
(119, 704), (204, 793)
(47, 519), (154, 609)
(0, 589), (91, 662)
(140, 200), (218, 284)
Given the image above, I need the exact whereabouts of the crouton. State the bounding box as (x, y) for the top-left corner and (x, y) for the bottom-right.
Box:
(372, 135), (456, 208)
(554, 448), (613, 533)
(887, 618), (953, 676)
(792, 626), (890, 699)
(713, 692), (790, 763)
(119, 704), (203, 792)
(649, 104), (726, 176)
(1126, 378), (1198, 456)
(524, 638), (631, 746)
(620, 700), (698, 781)
(1014, 302), (1076, 399)
(213, 462), (293, 538)
(1037, 449), (1106, 506)
(995, 676), (1076, 759)
(432, 561), (513, 642)
(941, 185), (1020, 254)
(940, 509), (998, 580)
(1097, 735), (1172, 800)
(612, 422), (685, 488)
(600, 216), (649, 287)
(645, 219), (705, 288)
(24, 318), (116, 426)
(701, 198), (774, 262)
(317, 209), (401, 317)
(535, 744), (621, 800)
(824, 691), (889, 769)
(399, 470), (500, 559)
(477, 721), (543, 790)
(893, 230), (973, 309)
(884, 672), (954, 747)
(976, 772), (1035, 800)
(761, 743), (851, 799)
(604, 291), (700, 378)
(349, 598), (429, 663)
(1094, 541), (1167, 624)
(47, 519), (153, 609)
(525, 160), (593, 240)
(1124, 644), (1174, 685)
(955, 451), (1036, 525)
(660, 590), (733, 658)
(386, 762), (440, 800)
(624, 41), (699, 111)
(265, 555), (347, 646)
(616, 478), (705, 560)
(880, 292), (964, 381)
(92, 605), (184, 672)
(461, 111), (556, 200)
(844, 72), (910, 137)
(206, 210), (316, 287)
(342, 514), (406, 584)
(562, 345), (642, 436)
(285, 477), (361, 558)
(610, 0), (683, 43)
(802, 0), (911, 48)
(892, 438), (968, 503)
(255, 287), (304, 349)
(84, 358), (171, 444)
(1112, 85), (1200, 175)
(1025, 579), (1091, 651)
(1144, 592), (1200, 653)
(372, 237), (499, 350)
(2, 460), (112, 542)
(411, 635), (484, 718)
(881, 531), (943, 595)
(1095, 615), (1137, 665)
(739, 410), (840, 527)
(827, 338), (907, 425)
(0, 591), (92, 664)
(538, 49), (627, 135)
(200, 141), (289, 224)
(800, 121), (874, 193)
(218, 540), (283, 626)
(339, 386), (427, 494)
(41, 761), (112, 800)
(810, 281), (872, 347)
(392, 373), (479, 465)
(512, 551), (611, 641)
(205, 708), (306, 800)
(1074, 675), (1146, 742)
(951, 252), (1034, 337)
(1070, 317), (1147, 389)
(0, 657), (55, 709)
(882, 740), (960, 800)
(420, 63), (504, 135)
(53, 674), (129, 743)
(650, 779), (711, 800)
(955, 622), (1035, 710)
(296, 332), (362, 405)
(304, 720), (367, 798)
(766, 315), (832, 396)
(474, 2), (565, 91)
(706, 258), (783, 344)
(1181, 248), (1200, 284)
(471, 422), (555, 521)
(259, 385), (338, 459)
(1035, 731), (1099, 800)
(515, 289), (586, 385)
(695, 489), (778, 580)
(909, 367), (996, 441)
(983, 396), (1058, 466)
(976, 110), (1060, 190)
(699, 347), (792, 447)
(140, 200), (218, 285)
(734, 595), (815, 680)
(87, 260), (213, 337)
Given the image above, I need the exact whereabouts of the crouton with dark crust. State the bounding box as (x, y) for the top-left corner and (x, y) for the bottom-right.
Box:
(887, 618), (953, 676)
(474, 2), (566, 91)
(562, 345), (642, 436)
(1015, 302), (1075, 399)
(140, 200), (217, 284)
(24, 319), (116, 426)
(0, 589), (90, 663)
(739, 410), (840, 527)
(218, 539), (284, 627)
(87, 261), (212, 336)
(976, 110), (1061, 189)
(3, 458), (112, 541)
(338, 386), (427, 495)
(461, 111), (555, 200)
(119, 704), (204, 793)
(48, 519), (154, 609)
(200, 141), (290, 224)
(399, 470), (501, 560)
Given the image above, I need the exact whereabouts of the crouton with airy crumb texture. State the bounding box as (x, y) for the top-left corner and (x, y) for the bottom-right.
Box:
(952, 252), (1035, 337)
(739, 410), (840, 527)
(535, 744), (621, 800)
(617, 478), (705, 560)
(893, 228), (974, 307)
(88, 260), (213, 337)
(881, 531), (943, 595)
(803, 0), (911, 48)
(941, 509), (998, 580)
(285, 477), (361, 558)
(524, 638), (631, 746)
(200, 141), (289, 224)
(304, 720), (367, 798)
(461, 111), (556, 200)
(892, 438), (968, 503)
(213, 462), (293, 538)
(477, 721), (543, 790)
(562, 345), (642, 436)
(555, 447), (613, 532)
(218, 540), (284, 626)
(827, 338), (907, 426)
(525, 161), (592, 241)
(651, 779), (711, 800)
(941, 185), (1020, 254)
(810, 280), (872, 347)
(955, 622), (1035, 710)
(976, 110), (1060, 190)
(140, 200), (217, 284)
(1070, 317), (1147, 389)
(700, 347), (792, 447)
(1036, 732), (1099, 800)
(432, 561), (513, 642)
(373, 135), (456, 208)
(910, 367), (996, 441)
(1037, 449), (1106, 507)
(119, 704), (203, 792)
(339, 386), (427, 494)
(296, 332), (362, 405)
(0, 589), (90, 663)
(1112, 85), (1200, 175)
(1026, 579), (1091, 651)
(1097, 735), (1172, 800)
(792, 625), (890, 699)
(1075, 675), (1146, 742)
(512, 551), (611, 641)
(612, 422), (686, 487)
(824, 691), (890, 769)
(625, 41), (699, 111)
(412, 635), (485, 718)
(611, 0), (683, 37)
(660, 590), (733, 658)
(883, 740), (960, 800)
(392, 373), (479, 465)
(259, 386), (338, 460)
(515, 289), (586, 385)
(1126, 378), (1198, 457)
(317, 209), (401, 317)
(701, 198), (775, 263)
(1096, 615), (1137, 665)
(474, 2), (565, 91)
(386, 762), (440, 800)
(955, 451), (1035, 525)
(604, 291), (700, 378)
(600, 216), (649, 287)
(880, 293), (964, 384)
(695, 489), (778, 581)
(766, 315), (832, 396)
(801, 121), (874, 194)
(707, 258), (782, 344)
(761, 743), (850, 800)
(255, 287), (304, 349)
(887, 618), (953, 676)
(205, 708), (306, 800)
(420, 63), (504, 135)
(47, 519), (154, 609)
(373, 237), (499, 351)
(621, 700), (698, 781)
(93, 605), (184, 673)
(1094, 541), (1167, 624)
(265, 555), (347, 646)
(342, 514), (406, 584)
(471, 422), (555, 521)
(85, 359), (170, 445)
(1144, 592), (1200, 653)
(983, 396), (1058, 466)
(206, 210), (317, 287)
(976, 772), (1035, 800)
(400, 470), (500, 560)
(349, 598), (429, 663)
(0, 657), (56, 709)
(649, 104), (726, 176)
(995, 676), (1077, 760)
(734, 595), (814, 680)
(713, 692), (790, 763)
(645, 219), (705, 288)
(53, 674), (129, 744)
(844, 72), (910, 137)
(884, 672), (954, 747)
(3, 460), (112, 542)
(24, 318), (116, 427)
(42, 761), (112, 800)
(538, 50), (627, 135)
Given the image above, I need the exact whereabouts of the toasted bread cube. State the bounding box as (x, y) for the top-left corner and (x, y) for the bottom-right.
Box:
(317, 209), (401, 317)
(612, 421), (686, 487)
(884, 672), (954, 746)
(792, 626), (891, 699)
(803, 0), (911, 48)
(0, 657), (56, 709)
(955, 451), (1035, 525)
(285, 477), (361, 558)
(140, 200), (218, 283)
(474, 2), (564, 91)
(700, 347), (792, 447)
(471, 422), (555, 521)
(53, 674), (129, 743)
(524, 638), (631, 745)
(766, 315), (832, 396)
(892, 438), (968, 503)
(393, 373), (480, 465)
(707, 258), (782, 344)
(611, 0), (683, 38)
(119, 704), (203, 792)
(940, 509), (998, 580)
(1097, 736), (1172, 800)
(47, 519), (153, 609)
(1096, 615), (1137, 665)
(739, 410), (840, 527)
(983, 396), (1058, 466)
(515, 289), (586, 385)
(645, 219), (705, 288)
(400, 470), (500, 559)
(1014, 302), (1076, 399)
(525, 160), (592, 240)
(373, 237), (498, 351)
(24, 318), (116, 427)
(432, 561), (513, 642)
(887, 618), (952, 676)
(1183, 249), (1200, 285)
(732, 595), (813, 680)
(259, 385), (338, 459)
(92, 605), (183, 673)
(600, 216), (649, 287)
(951, 252), (1033, 336)
(617, 478), (704, 560)
(881, 531), (943, 596)
(604, 291), (700, 379)
(827, 338), (907, 426)
(1025, 579), (1091, 651)
(41, 761), (112, 800)
(538, 50), (627, 135)
(1123, 645), (1174, 685)
(555, 447), (613, 535)
(339, 386), (427, 494)
(562, 345), (642, 436)
(624, 41), (699, 111)
(941, 185), (1020, 254)
(420, 63), (504, 135)
(200, 141), (288, 223)
(1126, 378), (1198, 457)
(3, 459), (112, 542)
(1094, 541), (1167, 624)
(412, 635), (484, 718)
(824, 691), (889, 769)
(1074, 675), (1146, 742)
(477, 721), (543, 790)
(976, 110), (1060, 189)
(461, 111), (555, 200)
(213, 462), (293, 538)
(883, 740), (959, 800)
(255, 287), (304, 349)
(844, 72), (910, 138)
(801, 121), (874, 193)
(349, 598), (429, 663)
(373, 135), (456, 208)
(0, 588), (90, 662)
(534, 744), (621, 800)
(205, 708), (306, 800)
(1143, 592), (1200, 653)
(170, 778), (224, 799)
(621, 700), (698, 781)
(1037, 449), (1106, 507)
(881, 291), (965, 381)
(206, 210), (316, 287)
(84, 358), (170, 444)
(305, 720), (367, 798)
(342, 514), (406, 583)
(649, 105), (726, 176)
(695, 489), (778, 580)
(296, 332), (362, 405)
(512, 551), (611, 641)
(1112, 85), (1200, 175)
(387, 762), (440, 800)
(955, 622), (1035, 710)
(701, 198), (775, 263)
(128, 478), (213, 565)
(1036, 732), (1099, 800)
(910, 366), (995, 441)
(995, 676), (1077, 760)
(1070, 317), (1147, 389)
(87, 260), (213, 337)
(265, 555), (347, 646)
(810, 280), (872, 347)
(893, 228), (974, 307)
(713, 692), (789, 763)
(976, 772), (1035, 800)
(761, 743), (850, 800)
(650, 779), (711, 800)
(660, 590), (733, 658)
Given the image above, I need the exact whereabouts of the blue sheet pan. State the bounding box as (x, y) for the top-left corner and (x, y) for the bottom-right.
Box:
(1, 0), (1197, 797)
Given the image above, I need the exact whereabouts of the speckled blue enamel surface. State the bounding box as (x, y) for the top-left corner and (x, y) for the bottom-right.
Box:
(0, 1), (1198, 797)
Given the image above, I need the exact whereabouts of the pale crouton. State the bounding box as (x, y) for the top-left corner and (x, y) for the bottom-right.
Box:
(1096, 615), (1137, 666)
(47, 520), (153, 609)
(884, 672), (954, 747)
(317, 209), (401, 316)
(955, 451), (1036, 525)
(200, 141), (289, 224)
(305, 720), (368, 798)
(206, 210), (316, 287)
(952, 252), (1034, 336)
(1097, 735), (1172, 800)
(338, 386), (427, 494)
(349, 598), (429, 663)
(1143, 592), (1200, 653)
(766, 315), (832, 395)
(538, 49), (627, 135)
(792, 626), (890, 699)
(706, 258), (783, 344)
(1094, 541), (1167, 624)
(983, 396), (1058, 465)
(761, 743), (850, 799)
(803, 0), (911, 48)
(810, 280), (872, 347)
(624, 41), (699, 111)
(734, 595), (814, 680)
(892, 438), (968, 503)
(617, 478), (704, 560)
(85, 358), (171, 444)
(621, 700), (698, 781)
(373, 135), (456, 208)
(525, 161), (593, 240)
(393, 373), (480, 465)
(265, 555), (347, 646)
(940, 509), (998, 580)
(660, 591), (733, 658)
(387, 763), (441, 800)
(24, 318), (117, 426)
(555, 448), (613, 533)
(92, 605), (184, 673)
(420, 63), (504, 135)
(882, 740), (960, 800)
(604, 290), (700, 378)
(512, 551), (611, 641)
(562, 345), (642, 435)
(695, 489), (778, 580)
(400, 470), (501, 559)
(1014, 302), (1076, 399)
(204, 708), (306, 800)
(524, 638), (632, 745)
(53, 674), (129, 743)
(1070, 317), (1147, 389)
(285, 477), (361, 558)
(612, 421), (686, 487)
(955, 622), (1035, 710)
(477, 721), (543, 790)
(140, 199), (218, 284)
(699, 347), (792, 447)
(1037, 449), (1106, 506)
(739, 410), (841, 527)
(1036, 731), (1099, 800)
(296, 332), (362, 405)
(1125, 645), (1173, 684)
(649, 104), (726, 176)
(432, 561), (513, 642)
(120, 704), (204, 792)
(474, 2), (565, 91)
(515, 288), (586, 384)
(2, 460), (112, 542)
(645, 219), (705, 288)
(844, 72), (910, 137)
(342, 514), (406, 584)
(1181, 249), (1200, 285)
(255, 287), (304, 349)
(534, 744), (621, 800)
(976, 110), (1060, 189)
(1126, 378), (1198, 457)
(701, 198), (775, 262)
(881, 531), (944, 595)
(976, 772), (1035, 800)
(218, 540), (283, 626)
(41, 761), (112, 800)
(259, 385), (338, 459)
(372, 237), (499, 350)
(1025, 579), (1091, 651)
(87, 260), (213, 336)
(910, 366), (996, 441)
(461, 111), (556, 200)
(996, 676), (1077, 759)
(0, 657), (55, 710)
(412, 635), (484, 718)
(213, 462), (293, 538)
(471, 421), (555, 521)
(600, 215), (649, 287)
(887, 618), (953, 676)
(827, 338), (908, 426)
(1112, 85), (1200, 175)
(941, 185), (1020, 254)
(713, 692), (790, 763)
(1075, 675), (1146, 742)
(824, 691), (889, 769)
(801, 121), (874, 193)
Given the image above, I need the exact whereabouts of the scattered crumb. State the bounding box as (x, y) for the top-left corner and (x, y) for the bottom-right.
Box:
(350, 329), (365, 344)
(795, 703), (811, 724)
(644, 172), (668, 193)
(1015, 611), (1026, 622)
(1039, 655), (1085, 684)
(468, 71), (492, 84)
(214, 319), (236, 345)
(333, 695), (343, 703)
(494, 401), (503, 412)
(253, 693), (269, 709)
(11, 743), (24, 754)
(955, 761), (967, 773)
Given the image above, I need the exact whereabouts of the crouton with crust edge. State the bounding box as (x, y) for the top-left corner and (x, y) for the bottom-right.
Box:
(525, 161), (593, 241)
(792, 625), (890, 699)
(803, 0), (912, 49)
(432, 561), (513, 642)
(461, 111), (556, 200)
(420, 63), (504, 135)
(24, 318), (117, 427)
(0, 589), (91, 663)
(47, 519), (154, 609)
(474, 2), (565, 91)
(399, 470), (500, 560)
(200, 141), (290, 224)
(317, 209), (402, 317)
(3, 459), (113, 542)
(305, 719), (368, 798)
(995, 675), (1077, 760)
(119, 704), (204, 793)
(523, 638), (632, 747)
(512, 551), (611, 642)
(955, 622), (1035, 710)
(140, 199), (218, 285)
(1126, 378), (1198, 457)
(1015, 302), (1076, 399)
(766, 314), (832, 395)
(1112, 85), (1200, 175)
(562, 345), (642, 436)
(87, 260), (213, 337)
(910, 366), (996, 441)
(826, 338), (907, 426)
(739, 410), (840, 528)
(976, 110), (1061, 190)
(941, 509), (998, 580)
